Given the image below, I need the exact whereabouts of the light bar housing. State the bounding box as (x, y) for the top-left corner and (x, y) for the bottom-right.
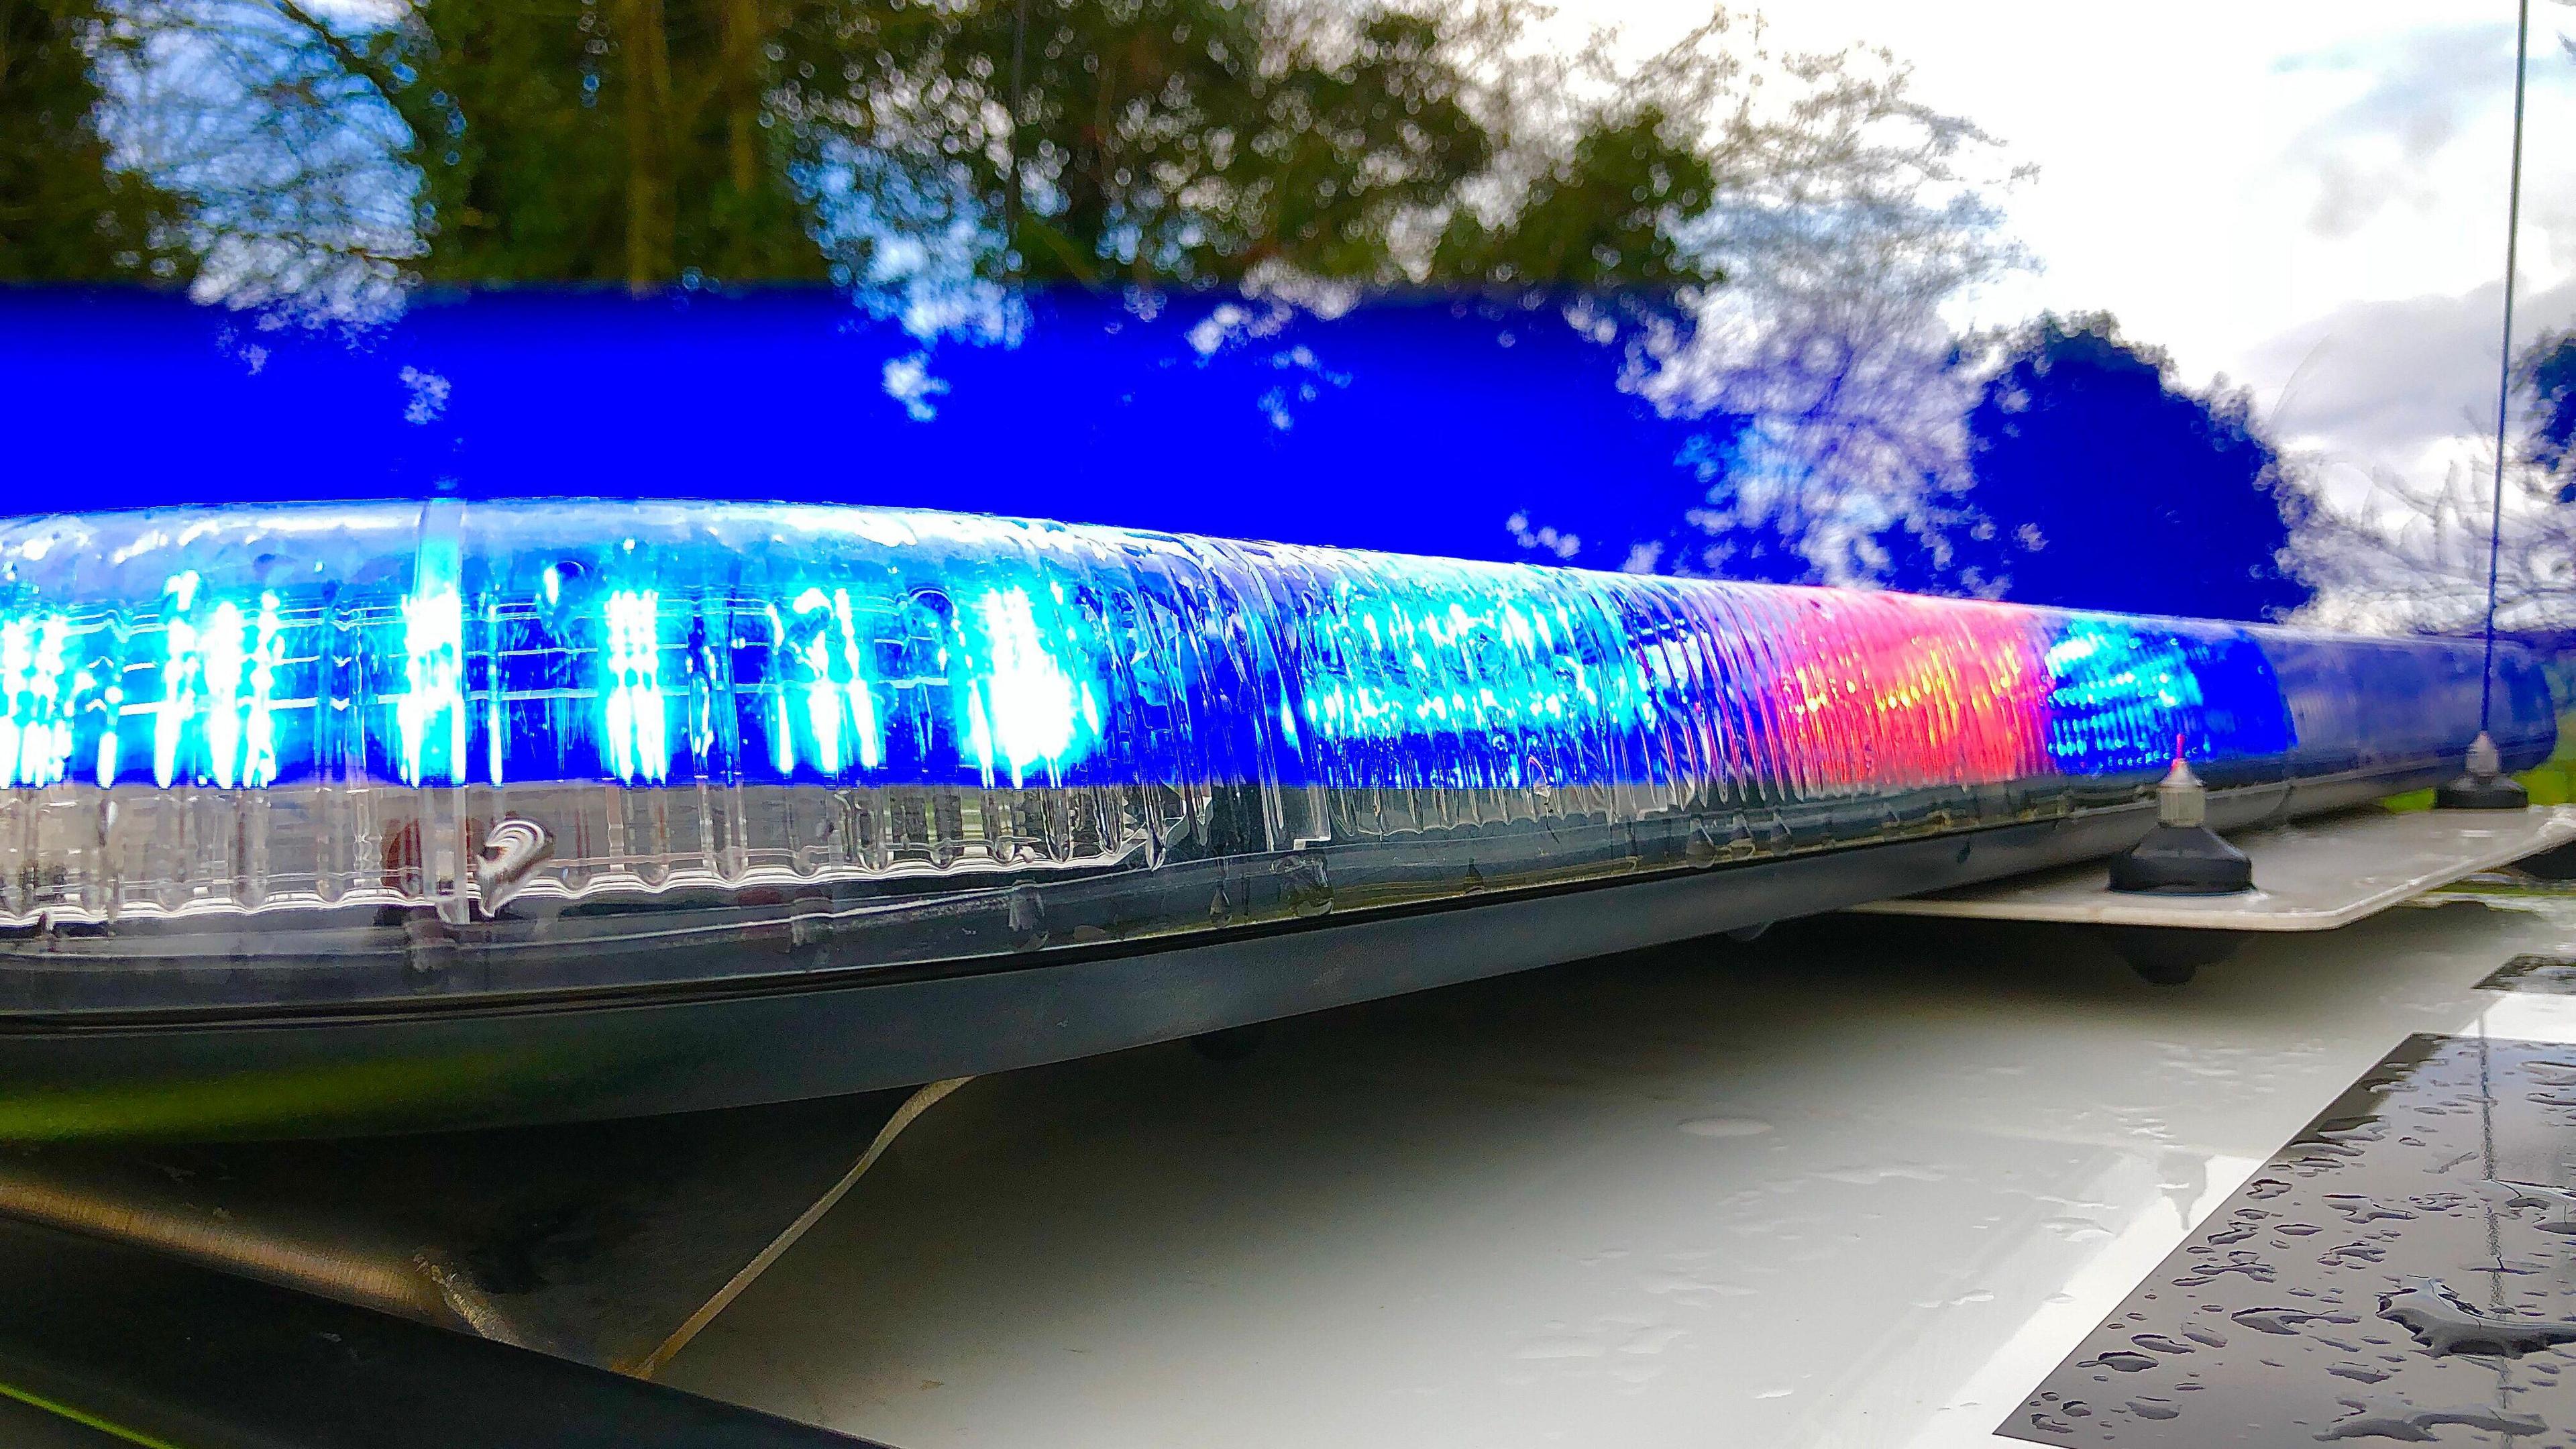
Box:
(0, 500), (2553, 1136)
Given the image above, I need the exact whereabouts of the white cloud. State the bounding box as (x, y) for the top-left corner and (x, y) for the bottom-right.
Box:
(2253, 276), (2576, 480)
(1590, 3), (2576, 507)
(2282, 30), (2487, 239)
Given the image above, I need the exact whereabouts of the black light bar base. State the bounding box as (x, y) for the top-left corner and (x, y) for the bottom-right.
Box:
(2434, 771), (2531, 810)
(2106, 824), (2255, 896)
(2434, 730), (2532, 811)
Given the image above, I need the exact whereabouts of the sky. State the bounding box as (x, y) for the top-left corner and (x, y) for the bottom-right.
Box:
(1602, 1), (2576, 516)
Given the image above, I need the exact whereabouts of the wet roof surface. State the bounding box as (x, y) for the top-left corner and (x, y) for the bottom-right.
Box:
(660, 893), (2576, 1448)
(2011, 1031), (2576, 1446)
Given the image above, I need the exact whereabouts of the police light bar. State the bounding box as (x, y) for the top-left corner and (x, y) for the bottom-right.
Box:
(0, 500), (2553, 1137)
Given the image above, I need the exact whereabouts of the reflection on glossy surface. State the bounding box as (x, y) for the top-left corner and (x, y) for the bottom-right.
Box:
(657, 902), (2576, 1448)
(2010, 1027), (2576, 1446)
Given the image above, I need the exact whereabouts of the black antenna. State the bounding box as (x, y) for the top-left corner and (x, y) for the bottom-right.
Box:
(2440, 0), (2538, 810)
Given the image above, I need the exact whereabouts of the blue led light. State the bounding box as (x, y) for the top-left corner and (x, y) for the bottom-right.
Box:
(1267, 558), (1644, 794)
(2039, 616), (2296, 775)
(0, 610), (75, 789)
(601, 587), (668, 784)
(0, 501), (2538, 814)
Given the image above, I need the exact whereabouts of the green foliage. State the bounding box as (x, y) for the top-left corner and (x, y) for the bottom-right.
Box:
(911, 1), (1502, 286)
(62, 0), (1792, 297)
(265, 0), (833, 285)
(1434, 106), (1717, 288)
(0, 0), (195, 283)
(756, 0), (1503, 289)
(2383, 712), (2576, 812)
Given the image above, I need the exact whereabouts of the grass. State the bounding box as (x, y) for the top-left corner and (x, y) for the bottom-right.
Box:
(2383, 710), (2576, 812)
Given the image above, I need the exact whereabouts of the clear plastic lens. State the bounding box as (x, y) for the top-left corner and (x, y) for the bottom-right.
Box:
(0, 500), (2547, 1008)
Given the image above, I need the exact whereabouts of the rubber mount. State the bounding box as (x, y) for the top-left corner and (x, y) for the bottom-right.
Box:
(2107, 823), (2255, 896)
(2434, 771), (2531, 811)
(2104, 925), (2245, 986)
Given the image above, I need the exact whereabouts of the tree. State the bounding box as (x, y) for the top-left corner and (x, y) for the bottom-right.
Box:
(1915, 314), (2311, 621)
(967, 3), (1495, 288)
(1479, 23), (2026, 580)
(2527, 329), (2576, 488)
(368, 0), (835, 287)
(123, 0), (839, 292)
(32, 0), (2025, 573)
(0, 0), (195, 283)
(1432, 105), (1717, 290)
(70, 0), (2019, 335)
(93, 0), (1803, 301)
(2301, 328), (2576, 638)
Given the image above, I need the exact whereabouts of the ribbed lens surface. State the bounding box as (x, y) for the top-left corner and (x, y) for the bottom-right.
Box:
(0, 500), (2544, 965)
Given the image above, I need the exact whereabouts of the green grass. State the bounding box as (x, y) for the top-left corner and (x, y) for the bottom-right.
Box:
(2384, 709), (2576, 812)
(0, 1381), (188, 1448)
(2526, 716), (2576, 804)
(0, 1048), (524, 1142)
